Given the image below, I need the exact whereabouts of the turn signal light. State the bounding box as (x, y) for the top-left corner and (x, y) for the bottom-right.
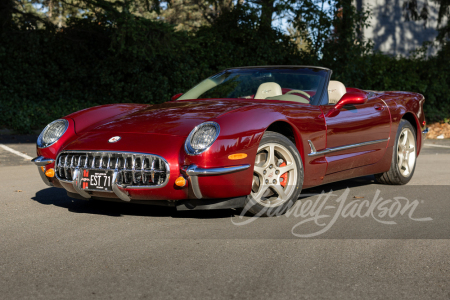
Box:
(40, 166), (45, 173)
(175, 176), (186, 187)
(228, 153), (247, 160)
(45, 168), (55, 178)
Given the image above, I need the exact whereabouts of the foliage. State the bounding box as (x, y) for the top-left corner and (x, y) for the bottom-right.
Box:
(1, 1), (450, 133)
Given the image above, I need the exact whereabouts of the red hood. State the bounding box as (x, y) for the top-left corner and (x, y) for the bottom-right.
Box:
(86, 100), (252, 136)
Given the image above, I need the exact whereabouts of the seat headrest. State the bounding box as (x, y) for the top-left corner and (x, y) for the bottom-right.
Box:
(328, 81), (346, 104)
(254, 82), (282, 99)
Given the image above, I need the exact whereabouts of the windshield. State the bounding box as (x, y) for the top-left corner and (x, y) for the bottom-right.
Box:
(177, 67), (329, 105)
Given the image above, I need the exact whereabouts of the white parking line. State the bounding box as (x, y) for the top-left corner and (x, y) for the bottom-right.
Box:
(424, 143), (450, 149)
(0, 144), (33, 160)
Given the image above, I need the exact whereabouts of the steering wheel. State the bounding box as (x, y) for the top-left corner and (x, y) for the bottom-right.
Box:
(285, 90), (311, 99)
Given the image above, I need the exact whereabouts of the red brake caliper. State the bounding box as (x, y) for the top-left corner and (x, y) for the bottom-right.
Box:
(279, 162), (288, 188)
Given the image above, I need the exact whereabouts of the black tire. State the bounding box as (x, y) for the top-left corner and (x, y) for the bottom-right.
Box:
(243, 131), (304, 217)
(375, 119), (417, 185)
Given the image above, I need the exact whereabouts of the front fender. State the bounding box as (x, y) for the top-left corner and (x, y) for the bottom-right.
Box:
(181, 102), (326, 196)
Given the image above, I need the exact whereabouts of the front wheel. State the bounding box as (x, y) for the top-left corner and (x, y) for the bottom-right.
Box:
(375, 119), (417, 185)
(244, 131), (303, 217)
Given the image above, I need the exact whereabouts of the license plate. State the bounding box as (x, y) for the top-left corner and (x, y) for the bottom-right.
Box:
(81, 170), (113, 191)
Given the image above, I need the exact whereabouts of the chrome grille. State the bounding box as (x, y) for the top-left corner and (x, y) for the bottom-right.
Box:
(55, 151), (170, 188)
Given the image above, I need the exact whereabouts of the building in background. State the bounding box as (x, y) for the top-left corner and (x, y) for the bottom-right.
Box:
(356, 0), (440, 56)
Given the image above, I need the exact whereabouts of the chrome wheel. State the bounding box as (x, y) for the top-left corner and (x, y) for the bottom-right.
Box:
(251, 143), (298, 207)
(397, 128), (416, 177)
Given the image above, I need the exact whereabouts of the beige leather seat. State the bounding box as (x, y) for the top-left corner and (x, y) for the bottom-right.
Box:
(328, 81), (346, 104)
(254, 82), (282, 99)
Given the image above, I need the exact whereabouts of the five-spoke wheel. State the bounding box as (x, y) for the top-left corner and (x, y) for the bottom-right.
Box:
(397, 127), (416, 177)
(375, 119), (417, 185)
(245, 131), (303, 216)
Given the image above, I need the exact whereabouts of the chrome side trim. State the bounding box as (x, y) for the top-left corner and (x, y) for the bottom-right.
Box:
(182, 164), (250, 199)
(308, 140), (316, 154)
(32, 156), (55, 166)
(308, 139), (389, 157)
(185, 164), (251, 176)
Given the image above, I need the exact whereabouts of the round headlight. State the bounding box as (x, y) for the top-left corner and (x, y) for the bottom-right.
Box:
(37, 119), (69, 148)
(185, 122), (220, 155)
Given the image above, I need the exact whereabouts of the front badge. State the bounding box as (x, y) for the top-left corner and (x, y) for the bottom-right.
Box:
(108, 136), (121, 143)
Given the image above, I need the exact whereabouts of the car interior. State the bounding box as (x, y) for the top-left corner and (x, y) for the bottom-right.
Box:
(328, 80), (346, 104)
(252, 80), (348, 105)
(253, 82), (311, 104)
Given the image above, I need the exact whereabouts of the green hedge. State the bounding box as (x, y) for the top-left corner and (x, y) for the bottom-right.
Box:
(1, 14), (449, 133)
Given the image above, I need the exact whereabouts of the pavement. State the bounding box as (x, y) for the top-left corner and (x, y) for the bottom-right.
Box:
(1, 135), (450, 299)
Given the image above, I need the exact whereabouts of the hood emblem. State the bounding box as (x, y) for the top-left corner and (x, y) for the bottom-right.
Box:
(108, 136), (121, 143)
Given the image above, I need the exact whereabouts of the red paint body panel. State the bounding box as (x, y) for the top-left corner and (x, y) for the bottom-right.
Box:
(66, 104), (150, 134)
(87, 101), (254, 136)
(36, 84), (425, 202)
(319, 94), (391, 175)
(377, 91), (426, 154)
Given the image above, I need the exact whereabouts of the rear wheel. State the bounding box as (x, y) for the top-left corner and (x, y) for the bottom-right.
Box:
(244, 131), (303, 217)
(375, 119), (417, 185)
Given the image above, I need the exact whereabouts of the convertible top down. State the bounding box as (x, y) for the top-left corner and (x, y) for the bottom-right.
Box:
(32, 66), (426, 216)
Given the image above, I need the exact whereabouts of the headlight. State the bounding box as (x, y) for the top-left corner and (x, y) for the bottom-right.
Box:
(37, 119), (69, 148)
(185, 121), (220, 155)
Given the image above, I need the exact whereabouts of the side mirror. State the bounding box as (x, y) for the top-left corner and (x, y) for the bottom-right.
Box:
(171, 93), (183, 101)
(334, 92), (368, 110)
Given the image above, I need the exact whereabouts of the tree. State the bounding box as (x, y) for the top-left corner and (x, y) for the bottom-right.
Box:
(403, 0), (450, 44)
(1, 0), (52, 30)
(158, 0), (233, 31)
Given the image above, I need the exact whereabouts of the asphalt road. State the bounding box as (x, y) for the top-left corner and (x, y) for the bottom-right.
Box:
(1, 136), (450, 299)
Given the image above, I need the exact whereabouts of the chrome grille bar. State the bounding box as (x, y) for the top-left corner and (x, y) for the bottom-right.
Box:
(131, 154), (136, 184)
(63, 156), (69, 179)
(140, 155), (145, 185)
(151, 158), (155, 183)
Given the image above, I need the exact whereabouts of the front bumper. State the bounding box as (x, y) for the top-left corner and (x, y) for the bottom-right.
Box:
(31, 156), (55, 186)
(33, 155), (250, 202)
(181, 164), (250, 199)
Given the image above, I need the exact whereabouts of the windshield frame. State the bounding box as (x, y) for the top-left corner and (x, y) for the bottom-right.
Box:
(177, 66), (331, 106)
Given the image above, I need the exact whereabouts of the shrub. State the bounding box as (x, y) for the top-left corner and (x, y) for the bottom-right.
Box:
(0, 12), (449, 133)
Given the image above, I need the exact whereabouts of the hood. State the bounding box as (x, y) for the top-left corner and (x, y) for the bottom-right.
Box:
(87, 100), (252, 137)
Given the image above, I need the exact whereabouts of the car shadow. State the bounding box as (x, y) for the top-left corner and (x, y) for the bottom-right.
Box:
(31, 187), (238, 219)
(31, 175), (376, 219)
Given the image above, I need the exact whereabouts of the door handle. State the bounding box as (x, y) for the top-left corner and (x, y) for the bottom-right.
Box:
(374, 103), (385, 111)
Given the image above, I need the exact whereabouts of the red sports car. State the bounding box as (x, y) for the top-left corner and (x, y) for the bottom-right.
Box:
(32, 66), (426, 216)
